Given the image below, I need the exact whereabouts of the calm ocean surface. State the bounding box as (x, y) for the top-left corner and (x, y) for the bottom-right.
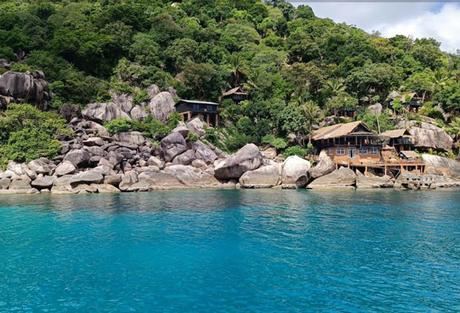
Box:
(0, 190), (459, 313)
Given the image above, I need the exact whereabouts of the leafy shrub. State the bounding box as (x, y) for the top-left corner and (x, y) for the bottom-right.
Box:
(105, 119), (133, 134)
(0, 104), (71, 167)
(133, 89), (150, 105)
(283, 145), (308, 157)
(187, 132), (199, 142)
(262, 134), (287, 150)
(105, 114), (180, 139)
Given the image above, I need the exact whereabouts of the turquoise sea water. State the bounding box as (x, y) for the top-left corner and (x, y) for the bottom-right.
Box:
(0, 190), (459, 313)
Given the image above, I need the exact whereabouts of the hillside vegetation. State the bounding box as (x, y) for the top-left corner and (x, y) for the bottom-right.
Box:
(1, 0), (460, 154)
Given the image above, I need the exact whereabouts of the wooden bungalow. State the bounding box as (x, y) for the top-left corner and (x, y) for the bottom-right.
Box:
(381, 129), (415, 153)
(221, 87), (248, 103)
(311, 121), (426, 175)
(175, 99), (219, 127)
(333, 107), (356, 118)
(311, 121), (384, 164)
(387, 92), (422, 113)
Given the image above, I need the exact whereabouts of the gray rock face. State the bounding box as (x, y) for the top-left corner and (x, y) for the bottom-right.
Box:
(55, 161), (76, 177)
(422, 154), (460, 178)
(64, 150), (91, 168)
(308, 150), (335, 180)
(406, 122), (453, 151)
(367, 103), (382, 116)
(83, 137), (105, 146)
(82, 102), (131, 123)
(172, 150), (195, 165)
(28, 158), (55, 175)
(146, 84), (160, 98)
(148, 91), (175, 122)
(356, 171), (393, 189)
(31, 175), (55, 189)
(172, 122), (189, 137)
(307, 167), (356, 189)
(119, 171), (139, 191)
(192, 141), (217, 164)
(281, 156), (311, 188)
(114, 131), (146, 146)
(130, 105), (148, 121)
(0, 71), (50, 109)
(186, 118), (206, 136)
(0, 178), (10, 189)
(239, 164), (281, 188)
(9, 175), (32, 190)
(70, 170), (104, 185)
(111, 92), (133, 113)
(164, 165), (220, 187)
(214, 144), (263, 180)
(161, 132), (187, 162)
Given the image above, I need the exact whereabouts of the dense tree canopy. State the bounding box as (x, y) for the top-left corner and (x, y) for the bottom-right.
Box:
(1, 0), (459, 151)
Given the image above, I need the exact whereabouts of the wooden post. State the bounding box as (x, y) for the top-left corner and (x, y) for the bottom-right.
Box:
(384, 165), (387, 176)
(215, 114), (219, 127)
(206, 114), (210, 125)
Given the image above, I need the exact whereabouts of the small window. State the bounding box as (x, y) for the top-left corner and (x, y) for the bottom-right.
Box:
(336, 147), (346, 155)
(359, 147), (368, 155)
(370, 146), (379, 155)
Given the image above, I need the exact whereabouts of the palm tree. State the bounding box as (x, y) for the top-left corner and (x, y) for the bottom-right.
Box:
(300, 99), (324, 143)
(228, 55), (246, 86)
(325, 78), (346, 97)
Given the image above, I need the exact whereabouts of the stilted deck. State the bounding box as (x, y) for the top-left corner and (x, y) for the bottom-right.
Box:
(335, 160), (426, 175)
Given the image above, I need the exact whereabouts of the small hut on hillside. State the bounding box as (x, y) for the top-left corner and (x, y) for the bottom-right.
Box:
(221, 87), (248, 103)
(381, 129), (415, 153)
(175, 99), (219, 126)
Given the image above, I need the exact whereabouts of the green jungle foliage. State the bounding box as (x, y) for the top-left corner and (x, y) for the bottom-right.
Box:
(105, 113), (180, 139)
(1, 0), (459, 152)
(0, 104), (71, 167)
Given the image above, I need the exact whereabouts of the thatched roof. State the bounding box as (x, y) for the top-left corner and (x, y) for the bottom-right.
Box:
(222, 86), (247, 97)
(381, 129), (410, 138)
(312, 121), (374, 141)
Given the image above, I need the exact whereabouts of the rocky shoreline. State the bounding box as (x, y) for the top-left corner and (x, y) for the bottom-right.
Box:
(0, 114), (459, 195)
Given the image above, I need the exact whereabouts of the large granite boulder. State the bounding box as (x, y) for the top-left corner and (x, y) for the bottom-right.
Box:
(239, 164), (281, 188)
(164, 165), (220, 187)
(422, 154), (460, 178)
(82, 102), (131, 123)
(69, 170), (104, 185)
(186, 118), (206, 136)
(214, 144), (263, 180)
(367, 103), (382, 116)
(281, 156), (311, 188)
(111, 92), (133, 113)
(192, 141), (218, 164)
(172, 149), (195, 165)
(28, 158), (55, 175)
(55, 161), (76, 177)
(64, 149), (91, 168)
(0, 71), (50, 109)
(31, 175), (55, 190)
(161, 132), (187, 162)
(130, 105), (148, 121)
(355, 171), (393, 189)
(308, 151), (335, 180)
(114, 131), (146, 146)
(405, 122), (453, 152)
(148, 91), (175, 122)
(307, 167), (356, 189)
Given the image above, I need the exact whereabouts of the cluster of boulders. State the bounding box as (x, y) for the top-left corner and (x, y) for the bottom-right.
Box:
(0, 71), (50, 110)
(82, 85), (176, 123)
(1, 116), (460, 194)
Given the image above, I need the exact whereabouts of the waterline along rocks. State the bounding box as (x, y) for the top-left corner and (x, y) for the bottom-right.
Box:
(1, 113), (460, 194)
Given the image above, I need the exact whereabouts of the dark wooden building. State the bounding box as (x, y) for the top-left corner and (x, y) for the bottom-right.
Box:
(175, 99), (219, 126)
(381, 129), (415, 153)
(221, 86), (248, 103)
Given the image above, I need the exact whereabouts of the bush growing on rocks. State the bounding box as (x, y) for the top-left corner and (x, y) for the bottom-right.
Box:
(0, 104), (71, 167)
(105, 114), (180, 140)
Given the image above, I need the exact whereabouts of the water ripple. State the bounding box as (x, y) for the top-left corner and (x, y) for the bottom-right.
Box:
(0, 190), (459, 312)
